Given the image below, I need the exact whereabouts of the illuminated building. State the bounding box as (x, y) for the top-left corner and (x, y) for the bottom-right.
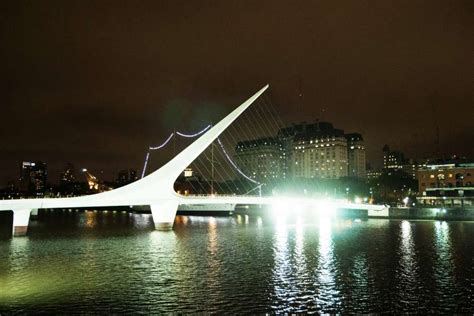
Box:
(346, 133), (366, 178)
(382, 145), (422, 179)
(60, 163), (76, 186)
(383, 145), (405, 170)
(417, 163), (474, 190)
(116, 169), (138, 187)
(277, 122), (365, 179)
(19, 161), (47, 195)
(416, 162), (474, 207)
(291, 123), (348, 179)
(235, 137), (285, 182)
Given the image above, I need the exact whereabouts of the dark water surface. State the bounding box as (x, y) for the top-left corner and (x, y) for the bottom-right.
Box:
(0, 210), (473, 313)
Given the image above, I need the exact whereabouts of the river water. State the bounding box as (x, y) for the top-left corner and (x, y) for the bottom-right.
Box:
(0, 209), (473, 313)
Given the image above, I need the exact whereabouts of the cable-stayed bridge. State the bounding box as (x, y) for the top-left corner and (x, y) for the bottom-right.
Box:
(0, 85), (387, 237)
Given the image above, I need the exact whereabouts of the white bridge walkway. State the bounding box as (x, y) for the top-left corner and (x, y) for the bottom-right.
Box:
(0, 85), (386, 237)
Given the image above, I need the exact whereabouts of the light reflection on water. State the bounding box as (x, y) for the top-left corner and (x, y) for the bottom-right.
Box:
(272, 212), (290, 309)
(0, 210), (473, 313)
(315, 215), (340, 311)
(397, 220), (420, 304)
(432, 221), (458, 310)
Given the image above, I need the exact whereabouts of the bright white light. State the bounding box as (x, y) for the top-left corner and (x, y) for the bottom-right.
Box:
(403, 197), (409, 206)
(271, 198), (290, 214)
(82, 168), (87, 172)
(354, 196), (362, 204)
(314, 199), (337, 219)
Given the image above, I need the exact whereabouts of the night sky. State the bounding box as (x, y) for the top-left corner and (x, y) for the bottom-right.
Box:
(1, 1), (473, 184)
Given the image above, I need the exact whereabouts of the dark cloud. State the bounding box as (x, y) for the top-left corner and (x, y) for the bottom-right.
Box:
(0, 0), (473, 184)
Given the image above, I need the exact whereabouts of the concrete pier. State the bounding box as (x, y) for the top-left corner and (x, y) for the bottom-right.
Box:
(12, 209), (32, 237)
(150, 201), (179, 231)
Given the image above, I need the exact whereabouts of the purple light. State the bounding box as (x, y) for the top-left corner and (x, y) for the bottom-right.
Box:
(216, 138), (260, 184)
(149, 133), (175, 150)
(176, 125), (211, 138)
(141, 152), (150, 178)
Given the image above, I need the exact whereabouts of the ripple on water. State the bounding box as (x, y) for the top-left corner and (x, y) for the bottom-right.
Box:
(0, 213), (473, 313)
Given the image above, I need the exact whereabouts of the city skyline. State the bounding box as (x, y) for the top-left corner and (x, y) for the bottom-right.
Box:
(1, 1), (473, 184)
(1, 2), (473, 313)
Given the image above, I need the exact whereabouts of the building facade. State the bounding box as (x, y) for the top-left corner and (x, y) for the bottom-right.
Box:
(235, 137), (285, 183)
(383, 145), (405, 170)
(417, 163), (474, 191)
(280, 122), (364, 179)
(60, 163), (76, 186)
(19, 161), (47, 195)
(416, 163), (474, 207)
(346, 133), (366, 178)
(234, 121), (366, 182)
(116, 169), (138, 187)
(291, 124), (348, 179)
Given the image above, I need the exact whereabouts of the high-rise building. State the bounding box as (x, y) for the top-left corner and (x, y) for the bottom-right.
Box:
(382, 145), (406, 170)
(277, 121), (366, 179)
(60, 163), (76, 185)
(382, 145), (425, 179)
(367, 169), (382, 180)
(346, 133), (366, 178)
(235, 137), (285, 183)
(234, 121), (366, 182)
(116, 169), (138, 187)
(290, 122), (348, 179)
(277, 123), (308, 178)
(19, 161), (47, 194)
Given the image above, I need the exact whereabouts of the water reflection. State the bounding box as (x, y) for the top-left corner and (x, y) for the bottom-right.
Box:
(273, 213), (294, 311)
(208, 217), (218, 256)
(294, 216), (304, 261)
(351, 254), (370, 308)
(396, 220), (420, 307)
(206, 217), (221, 301)
(293, 216), (311, 308)
(236, 214), (241, 225)
(315, 216), (341, 310)
(270, 212), (344, 312)
(433, 221), (456, 308)
(272, 213), (290, 307)
(1, 211), (473, 313)
(84, 211), (96, 228)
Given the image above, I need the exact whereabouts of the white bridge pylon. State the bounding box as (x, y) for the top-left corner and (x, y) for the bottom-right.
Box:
(0, 85), (386, 237)
(0, 85), (268, 235)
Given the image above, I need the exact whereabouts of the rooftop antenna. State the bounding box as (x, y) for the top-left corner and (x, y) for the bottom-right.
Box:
(320, 107), (326, 121)
(297, 75), (304, 113)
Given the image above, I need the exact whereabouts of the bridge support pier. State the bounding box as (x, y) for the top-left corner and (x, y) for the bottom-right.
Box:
(150, 201), (178, 231)
(31, 208), (38, 216)
(12, 209), (32, 237)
